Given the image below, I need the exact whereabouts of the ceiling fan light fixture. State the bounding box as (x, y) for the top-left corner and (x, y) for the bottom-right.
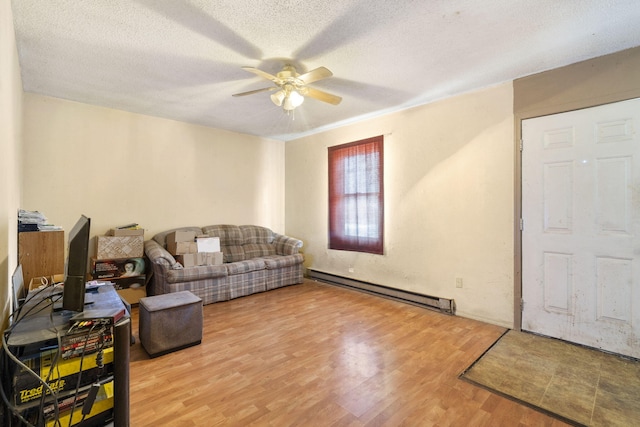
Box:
(288, 89), (305, 109)
(235, 64), (340, 112)
(270, 90), (285, 106)
(283, 96), (295, 111)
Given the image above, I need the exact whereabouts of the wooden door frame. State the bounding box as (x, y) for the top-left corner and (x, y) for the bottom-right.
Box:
(513, 46), (640, 331)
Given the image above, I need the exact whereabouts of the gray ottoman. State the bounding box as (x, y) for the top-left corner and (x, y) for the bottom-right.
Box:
(139, 291), (203, 357)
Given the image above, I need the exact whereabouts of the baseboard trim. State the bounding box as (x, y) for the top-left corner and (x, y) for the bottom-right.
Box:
(307, 269), (455, 315)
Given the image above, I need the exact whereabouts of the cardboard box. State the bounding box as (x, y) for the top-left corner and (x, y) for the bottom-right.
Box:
(176, 254), (198, 268)
(107, 228), (144, 237)
(91, 258), (145, 280)
(28, 274), (64, 291)
(110, 276), (146, 305)
(28, 276), (48, 291)
(198, 252), (223, 266)
(166, 230), (197, 243)
(176, 252), (223, 267)
(95, 235), (144, 259)
(167, 241), (198, 255)
(196, 236), (220, 253)
(117, 286), (146, 305)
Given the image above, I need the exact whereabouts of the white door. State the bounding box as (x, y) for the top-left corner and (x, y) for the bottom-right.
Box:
(522, 98), (640, 358)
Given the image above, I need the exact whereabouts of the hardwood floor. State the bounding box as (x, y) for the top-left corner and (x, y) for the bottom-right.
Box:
(129, 279), (569, 426)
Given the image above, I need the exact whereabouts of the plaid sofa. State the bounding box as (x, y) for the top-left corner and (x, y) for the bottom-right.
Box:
(144, 225), (304, 305)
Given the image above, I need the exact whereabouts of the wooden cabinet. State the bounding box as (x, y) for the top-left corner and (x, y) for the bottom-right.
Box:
(18, 230), (65, 286)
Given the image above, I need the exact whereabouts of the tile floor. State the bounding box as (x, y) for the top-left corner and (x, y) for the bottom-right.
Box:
(461, 330), (640, 427)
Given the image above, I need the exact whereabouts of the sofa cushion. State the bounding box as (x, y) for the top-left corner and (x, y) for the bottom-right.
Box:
(243, 243), (276, 259)
(240, 225), (274, 244)
(218, 245), (244, 263)
(202, 225), (245, 262)
(202, 224), (243, 245)
(225, 259), (266, 275)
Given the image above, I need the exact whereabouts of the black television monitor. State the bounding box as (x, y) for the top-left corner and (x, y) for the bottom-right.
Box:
(62, 215), (91, 312)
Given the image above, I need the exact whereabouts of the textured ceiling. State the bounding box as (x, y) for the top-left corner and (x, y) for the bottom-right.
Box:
(11, 0), (640, 141)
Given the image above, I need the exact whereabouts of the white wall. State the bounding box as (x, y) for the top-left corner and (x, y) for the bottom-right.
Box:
(19, 77), (514, 328)
(1, 2), (23, 328)
(22, 94), (285, 244)
(286, 83), (515, 327)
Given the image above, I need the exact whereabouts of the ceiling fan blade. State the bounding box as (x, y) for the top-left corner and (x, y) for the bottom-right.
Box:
(298, 66), (333, 84)
(304, 86), (342, 105)
(232, 87), (276, 97)
(241, 66), (280, 83)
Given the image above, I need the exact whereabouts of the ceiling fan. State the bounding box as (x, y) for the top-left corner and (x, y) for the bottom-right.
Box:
(232, 64), (342, 112)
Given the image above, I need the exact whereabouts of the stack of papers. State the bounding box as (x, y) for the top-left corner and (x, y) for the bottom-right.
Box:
(18, 209), (63, 231)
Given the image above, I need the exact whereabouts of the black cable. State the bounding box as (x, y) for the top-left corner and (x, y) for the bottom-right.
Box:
(0, 366), (36, 426)
(24, 290), (64, 427)
(66, 324), (96, 427)
(6, 284), (63, 339)
(2, 285), (64, 427)
(3, 286), (117, 426)
(1, 331), (53, 427)
(36, 311), (64, 427)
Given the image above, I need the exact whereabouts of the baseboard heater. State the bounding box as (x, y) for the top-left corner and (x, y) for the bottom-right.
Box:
(307, 269), (455, 315)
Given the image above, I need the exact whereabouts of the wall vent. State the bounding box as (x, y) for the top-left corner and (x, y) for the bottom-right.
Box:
(307, 269), (455, 315)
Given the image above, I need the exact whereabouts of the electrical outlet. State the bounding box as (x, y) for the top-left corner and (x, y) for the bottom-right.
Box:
(456, 277), (463, 288)
(348, 267), (354, 273)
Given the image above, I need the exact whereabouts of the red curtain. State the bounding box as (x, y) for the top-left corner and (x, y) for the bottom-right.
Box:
(328, 135), (384, 254)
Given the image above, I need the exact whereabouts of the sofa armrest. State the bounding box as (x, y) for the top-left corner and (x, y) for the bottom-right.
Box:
(273, 233), (303, 255)
(144, 239), (182, 295)
(144, 239), (180, 269)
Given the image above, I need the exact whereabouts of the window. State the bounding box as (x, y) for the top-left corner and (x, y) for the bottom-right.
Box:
(328, 135), (384, 254)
